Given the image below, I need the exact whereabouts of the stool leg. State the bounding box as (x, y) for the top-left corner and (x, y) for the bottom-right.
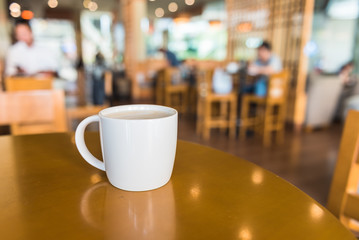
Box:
(255, 103), (265, 135)
(220, 101), (227, 134)
(190, 88), (197, 115)
(156, 81), (163, 105)
(229, 98), (237, 139)
(203, 100), (211, 140)
(182, 89), (188, 114)
(173, 93), (177, 112)
(165, 91), (171, 108)
(179, 91), (183, 114)
(240, 97), (249, 140)
(263, 104), (272, 147)
(276, 104), (285, 144)
(176, 94), (180, 112)
(196, 98), (203, 135)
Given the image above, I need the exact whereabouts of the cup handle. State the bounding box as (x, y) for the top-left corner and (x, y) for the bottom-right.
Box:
(75, 115), (105, 171)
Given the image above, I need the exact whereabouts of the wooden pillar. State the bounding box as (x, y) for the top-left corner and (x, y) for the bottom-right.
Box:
(73, 10), (87, 106)
(293, 0), (314, 131)
(270, 0), (284, 57)
(0, 0), (9, 59)
(111, 0), (121, 63)
(225, 0), (235, 61)
(121, 0), (147, 80)
(0, 0), (10, 91)
(73, 10), (83, 65)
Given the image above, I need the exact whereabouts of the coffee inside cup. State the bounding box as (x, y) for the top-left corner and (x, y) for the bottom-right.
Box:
(104, 109), (173, 120)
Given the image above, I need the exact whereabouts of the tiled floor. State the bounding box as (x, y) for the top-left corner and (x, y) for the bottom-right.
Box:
(176, 115), (343, 206)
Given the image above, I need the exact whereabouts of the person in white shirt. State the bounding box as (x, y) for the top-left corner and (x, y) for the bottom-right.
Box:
(5, 20), (58, 77)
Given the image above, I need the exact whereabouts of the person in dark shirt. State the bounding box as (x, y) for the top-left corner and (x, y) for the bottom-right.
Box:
(92, 53), (107, 105)
(339, 61), (355, 86)
(159, 48), (180, 67)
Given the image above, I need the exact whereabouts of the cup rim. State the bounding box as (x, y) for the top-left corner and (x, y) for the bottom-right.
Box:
(99, 104), (178, 121)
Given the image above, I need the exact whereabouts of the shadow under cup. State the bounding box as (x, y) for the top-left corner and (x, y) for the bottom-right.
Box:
(75, 105), (178, 191)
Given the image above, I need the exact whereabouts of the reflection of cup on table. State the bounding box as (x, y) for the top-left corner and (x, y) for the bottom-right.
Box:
(80, 181), (176, 240)
(75, 105), (178, 191)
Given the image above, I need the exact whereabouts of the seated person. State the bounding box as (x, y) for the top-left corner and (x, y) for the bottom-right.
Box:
(5, 20), (58, 77)
(335, 61), (358, 120)
(92, 53), (107, 105)
(159, 48), (180, 67)
(339, 61), (357, 87)
(159, 48), (184, 85)
(245, 41), (282, 96)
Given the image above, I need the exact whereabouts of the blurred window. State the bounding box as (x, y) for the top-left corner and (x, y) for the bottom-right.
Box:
(31, 19), (77, 81)
(81, 11), (113, 65)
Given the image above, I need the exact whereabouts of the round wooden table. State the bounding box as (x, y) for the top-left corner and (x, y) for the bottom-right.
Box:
(0, 133), (355, 239)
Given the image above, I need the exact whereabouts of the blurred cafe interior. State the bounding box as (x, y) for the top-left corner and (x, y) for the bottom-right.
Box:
(2, 0), (359, 238)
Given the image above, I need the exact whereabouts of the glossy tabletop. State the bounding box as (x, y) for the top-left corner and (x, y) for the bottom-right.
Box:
(0, 133), (355, 240)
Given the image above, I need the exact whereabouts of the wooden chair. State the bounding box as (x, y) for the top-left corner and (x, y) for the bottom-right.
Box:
(327, 110), (359, 233)
(104, 70), (113, 102)
(0, 90), (68, 135)
(187, 72), (198, 116)
(240, 71), (289, 146)
(76, 66), (86, 106)
(132, 62), (159, 100)
(163, 67), (188, 114)
(196, 68), (237, 140)
(155, 69), (165, 105)
(0, 60), (4, 91)
(5, 76), (53, 91)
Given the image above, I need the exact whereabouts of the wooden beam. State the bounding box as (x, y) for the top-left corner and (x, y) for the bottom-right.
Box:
(225, 0), (234, 61)
(293, 0), (315, 131)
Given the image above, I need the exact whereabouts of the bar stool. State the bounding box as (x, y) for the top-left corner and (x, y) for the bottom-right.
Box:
(240, 71), (289, 146)
(5, 76), (53, 91)
(196, 68), (237, 140)
(163, 68), (188, 114)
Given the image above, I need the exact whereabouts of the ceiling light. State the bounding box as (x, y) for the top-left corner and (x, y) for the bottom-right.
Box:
(237, 22), (252, 32)
(185, 0), (195, 6)
(48, 0), (58, 8)
(10, 10), (21, 18)
(209, 20), (222, 28)
(88, 1), (98, 11)
(9, 3), (21, 12)
(155, 8), (164, 18)
(327, 0), (359, 20)
(173, 17), (189, 24)
(21, 10), (34, 20)
(168, 2), (178, 12)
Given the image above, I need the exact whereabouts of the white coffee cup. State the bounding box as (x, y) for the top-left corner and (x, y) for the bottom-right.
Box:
(75, 104), (178, 191)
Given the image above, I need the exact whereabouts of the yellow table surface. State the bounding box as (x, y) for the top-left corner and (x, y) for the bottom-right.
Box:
(0, 133), (355, 240)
